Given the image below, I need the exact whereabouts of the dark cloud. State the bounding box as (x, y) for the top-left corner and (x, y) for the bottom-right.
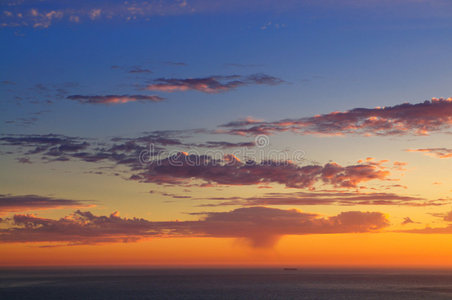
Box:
(0, 207), (389, 247)
(128, 66), (152, 74)
(149, 190), (192, 199)
(1, 134), (392, 189)
(198, 191), (441, 207)
(220, 98), (452, 136)
(0, 80), (16, 85)
(401, 217), (415, 225)
(187, 207), (389, 247)
(0, 194), (92, 215)
(225, 63), (263, 68)
(67, 94), (164, 104)
(145, 74), (285, 93)
(133, 152), (390, 189)
(5, 117), (38, 127)
(0, 134), (90, 156)
(16, 157), (32, 164)
(0, 133), (256, 175)
(164, 61), (187, 66)
(194, 141), (255, 148)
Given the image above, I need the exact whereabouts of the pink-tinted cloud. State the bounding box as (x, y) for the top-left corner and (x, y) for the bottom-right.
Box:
(220, 98), (452, 136)
(406, 148), (452, 159)
(0, 194), (93, 215)
(133, 153), (391, 189)
(0, 207), (389, 247)
(145, 74), (284, 93)
(67, 94), (165, 104)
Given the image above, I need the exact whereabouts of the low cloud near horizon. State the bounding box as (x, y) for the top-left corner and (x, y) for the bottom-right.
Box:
(0, 207), (390, 248)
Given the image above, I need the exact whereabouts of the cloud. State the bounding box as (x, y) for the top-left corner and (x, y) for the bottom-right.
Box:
(193, 141), (255, 148)
(133, 153), (391, 189)
(128, 66), (152, 74)
(1, 134), (392, 189)
(0, 194), (92, 215)
(0, 80), (16, 85)
(0, 1), (194, 28)
(16, 157), (32, 164)
(5, 117), (38, 127)
(0, 134), (90, 158)
(3, 0), (452, 29)
(164, 61), (187, 66)
(406, 148), (452, 159)
(145, 74), (284, 93)
(225, 63), (263, 68)
(111, 65), (152, 74)
(66, 94), (164, 104)
(400, 210), (452, 233)
(0, 133), (256, 174)
(0, 207), (389, 247)
(0, 210), (156, 245)
(197, 191), (442, 207)
(220, 98), (452, 136)
(400, 225), (452, 234)
(444, 210), (452, 222)
(401, 217), (415, 225)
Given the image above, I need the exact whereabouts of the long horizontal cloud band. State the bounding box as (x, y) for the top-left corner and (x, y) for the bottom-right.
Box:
(221, 98), (452, 136)
(134, 153), (390, 188)
(0, 134), (392, 189)
(145, 74), (285, 93)
(197, 191), (443, 207)
(0, 194), (93, 215)
(66, 94), (165, 104)
(0, 207), (389, 247)
(406, 148), (452, 159)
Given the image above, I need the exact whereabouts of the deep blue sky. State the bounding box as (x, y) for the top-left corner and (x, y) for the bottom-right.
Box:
(2, 0), (452, 137)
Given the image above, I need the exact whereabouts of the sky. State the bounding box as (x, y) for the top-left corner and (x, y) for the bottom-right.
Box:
(1, 0), (452, 267)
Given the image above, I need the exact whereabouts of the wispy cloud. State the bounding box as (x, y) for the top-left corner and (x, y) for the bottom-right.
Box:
(406, 148), (452, 159)
(0, 194), (93, 215)
(145, 74), (285, 93)
(128, 66), (152, 74)
(197, 191), (442, 207)
(66, 94), (164, 104)
(163, 61), (187, 67)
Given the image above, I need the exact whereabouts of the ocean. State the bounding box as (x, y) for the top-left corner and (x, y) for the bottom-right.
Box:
(1, 268), (452, 299)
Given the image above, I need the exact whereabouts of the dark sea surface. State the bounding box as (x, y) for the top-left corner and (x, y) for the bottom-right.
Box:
(1, 268), (452, 299)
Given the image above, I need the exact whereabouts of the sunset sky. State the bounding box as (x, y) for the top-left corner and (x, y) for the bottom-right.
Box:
(1, 0), (452, 268)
